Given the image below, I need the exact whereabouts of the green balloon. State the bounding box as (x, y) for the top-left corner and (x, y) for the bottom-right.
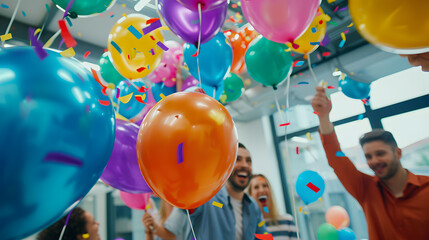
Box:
(317, 223), (339, 240)
(98, 52), (124, 86)
(222, 73), (244, 103)
(245, 36), (293, 89)
(53, 0), (115, 17)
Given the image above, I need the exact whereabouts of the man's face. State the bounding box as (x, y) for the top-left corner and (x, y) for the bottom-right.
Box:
(363, 140), (402, 180)
(228, 147), (252, 192)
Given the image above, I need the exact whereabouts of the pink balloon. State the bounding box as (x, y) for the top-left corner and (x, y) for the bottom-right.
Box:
(241, 0), (319, 43)
(325, 206), (350, 229)
(147, 41), (183, 87)
(119, 191), (151, 210)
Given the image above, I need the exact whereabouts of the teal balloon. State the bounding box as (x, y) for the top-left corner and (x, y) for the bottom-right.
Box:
(317, 223), (339, 240)
(0, 47), (115, 239)
(222, 72), (244, 103)
(245, 36), (293, 89)
(151, 82), (177, 102)
(116, 80), (148, 120)
(99, 52), (124, 86)
(338, 228), (356, 240)
(295, 170), (325, 205)
(339, 76), (371, 100)
(53, 0), (116, 17)
(184, 32), (232, 87)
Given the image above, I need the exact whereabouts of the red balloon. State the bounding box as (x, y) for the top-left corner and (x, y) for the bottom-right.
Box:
(136, 92), (238, 209)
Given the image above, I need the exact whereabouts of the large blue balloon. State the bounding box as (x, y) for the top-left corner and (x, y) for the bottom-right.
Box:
(0, 47), (115, 239)
(202, 80), (224, 101)
(338, 228), (357, 240)
(339, 76), (371, 100)
(184, 32), (232, 87)
(151, 82), (177, 102)
(296, 170), (325, 205)
(116, 80), (148, 121)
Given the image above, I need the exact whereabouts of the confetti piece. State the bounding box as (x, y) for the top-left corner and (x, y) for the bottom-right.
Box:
(270, 104), (275, 109)
(258, 220), (265, 227)
(347, 23), (354, 27)
(339, 39), (346, 48)
(110, 41), (122, 54)
(122, 13), (127, 17)
(322, 52), (331, 57)
(212, 201), (223, 208)
(310, 42), (320, 45)
(291, 42), (299, 49)
(63, 0), (75, 19)
(329, 21), (339, 26)
(334, 6), (339, 12)
(255, 234), (273, 240)
(121, 3), (126, 7)
(279, 123), (290, 127)
(58, 20), (77, 48)
(145, 204), (151, 210)
(110, 14), (114, 18)
(296, 147), (299, 155)
(335, 151), (346, 157)
(317, 54), (321, 60)
(119, 93), (133, 104)
(208, 109), (226, 125)
(327, 86), (335, 89)
(311, 27), (317, 33)
(344, 30), (350, 34)
(299, 206), (303, 212)
(321, 81), (328, 88)
(146, 18), (160, 25)
(157, 41), (169, 51)
(303, 211), (309, 214)
(136, 67), (146, 72)
(357, 114), (364, 120)
(191, 48), (200, 57)
(298, 81), (309, 85)
(319, 197), (323, 202)
(177, 142), (184, 164)
(83, 51), (91, 58)
(45, 3), (49, 12)
(143, 20), (162, 35)
(107, 83), (115, 89)
(160, 93), (166, 99)
(237, 1), (241, 6)
(264, 206), (269, 213)
(28, 28), (48, 60)
(22, 11), (26, 17)
(232, 3), (237, 8)
(128, 25), (143, 39)
(293, 60), (304, 67)
(341, 32), (346, 41)
(60, 47), (75, 57)
(0, 33), (12, 41)
(65, 16), (73, 27)
(1, 3), (9, 8)
(82, 233), (90, 239)
(306, 182), (320, 193)
(338, 7), (348, 11)
(98, 100), (111, 106)
(327, 0), (336, 3)
(139, 86), (149, 92)
(44, 152), (83, 166)
(135, 95), (146, 104)
(150, 48), (155, 55)
(306, 132), (312, 140)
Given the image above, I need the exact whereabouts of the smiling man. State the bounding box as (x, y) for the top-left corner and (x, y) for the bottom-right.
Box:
(311, 86), (429, 239)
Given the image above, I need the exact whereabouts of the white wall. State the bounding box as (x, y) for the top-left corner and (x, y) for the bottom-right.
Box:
(235, 116), (287, 214)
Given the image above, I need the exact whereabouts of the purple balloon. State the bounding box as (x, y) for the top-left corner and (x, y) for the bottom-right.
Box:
(181, 76), (200, 91)
(158, 0), (227, 44)
(177, 0), (226, 11)
(101, 120), (152, 193)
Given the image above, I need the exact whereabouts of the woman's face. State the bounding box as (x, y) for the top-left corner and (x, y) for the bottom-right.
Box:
(250, 177), (271, 210)
(82, 211), (100, 240)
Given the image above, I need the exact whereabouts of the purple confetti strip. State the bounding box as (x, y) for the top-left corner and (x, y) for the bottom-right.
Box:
(177, 142), (184, 164)
(64, 209), (74, 226)
(321, 34), (331, 46)
(156, 41), (169, 51)
(344, 30), (350, 34)
(126, 106), (132, 111)
(150, 48), (155, 55)
(63, 0), (75, 19)
(28, 28), (48, 60)
(125, 79), (132, 87)
(338, 7), (348, 12)
(142, 20), (162, 35)
(116, 88), (120, 98)
(44, 152), (83, 166)
(59, 39), (65, 49)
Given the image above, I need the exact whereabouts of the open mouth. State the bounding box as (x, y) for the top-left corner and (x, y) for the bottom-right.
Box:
(258, 195), (268, 205)
(373, 164), (386, 175)
(237, 171), (248, 180)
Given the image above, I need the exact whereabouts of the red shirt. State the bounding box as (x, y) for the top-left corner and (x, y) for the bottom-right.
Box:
(321, 130), (429, 240)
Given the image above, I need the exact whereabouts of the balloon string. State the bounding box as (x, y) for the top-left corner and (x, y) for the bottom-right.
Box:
(196, 3), (202, 88)
(2, 0), (22, 46)
(43, 29), (61, 48)
(186, 209), (198, 240)
(307, 55), (318, 85)
(58, 208), (74, 240)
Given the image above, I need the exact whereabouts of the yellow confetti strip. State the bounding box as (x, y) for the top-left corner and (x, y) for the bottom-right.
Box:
(122, 3), (126, 7)
(160, 93), (166, 99)
(78, 32), (82, 37)
(270, 104), (275, 109)
(303, 211), (309, 214)
(347, 23), (354, 28)
(323, 14), (331, 22)
(237, 1), (241, 6)
(299, 206), (303, 212)
(60, 47), (75, 57)
(34, 28), (41, 36)
(115, 113), (129, 121)
(341, 32), (346, 41)
(122, 13), (127, 17)
(82, 233), (90, 239)
(327, 0), (336, 3)
(321, 80), (328, 88)
(281, 105), (285, 109)
(208, 109), (226, 125)
(212, 201), (223, 208)
(145, 204), (151, 210)
(258, 220), (265, 227)
(319, 197), (323, 202)
(108, 83), (116, 89)
(182, 66), (189, 71)
(306, 132), (313, 141)
(0, 33), (12, 41)
(253, 101), (258, 106)
(119, 92), (134, 104)
(219, 94), (227, 103)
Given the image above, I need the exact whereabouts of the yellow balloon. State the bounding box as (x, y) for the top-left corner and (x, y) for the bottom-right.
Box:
(287, 7), (327, 55)
(108, 14), (164, 79)
(349, 0), (429, 54)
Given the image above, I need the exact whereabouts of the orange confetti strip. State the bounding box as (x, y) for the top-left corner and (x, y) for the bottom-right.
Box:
(279, 123), (290, 127)
(98, 100), (111, 106)
(58, 19), (77, 48)
(83, 51), (91, 58)
(146, 18), (160, 25)
(296, 147), (299, 155)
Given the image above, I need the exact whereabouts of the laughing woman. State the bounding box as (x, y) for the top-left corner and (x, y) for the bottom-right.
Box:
(247, 174), (298, 240)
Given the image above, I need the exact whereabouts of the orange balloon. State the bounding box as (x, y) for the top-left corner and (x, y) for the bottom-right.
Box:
(136, 92), (238, 209)
(325, 206), (350, 229)
(225, 30), (247, 74)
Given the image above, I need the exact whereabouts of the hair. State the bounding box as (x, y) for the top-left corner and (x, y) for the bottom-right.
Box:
(238, 142), (247, 150)
(36, 207), (87, 240)
(246, 174), (280, 226)
(359, 129), (398, 150)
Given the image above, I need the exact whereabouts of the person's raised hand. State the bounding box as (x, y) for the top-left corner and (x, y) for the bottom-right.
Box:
(311, 86), (332, 119)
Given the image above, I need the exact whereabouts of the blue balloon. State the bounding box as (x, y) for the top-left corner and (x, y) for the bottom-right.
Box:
(0, 47), (115, 239)
(339, 76), (371, 100)
(151, 82), (176, 102)
(116, 80), (148, 120)
(202, 80), (224, 101)
(184, 32), (232, 87)
(296, 170), (325, 205)
(338, 228), (357, 240)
